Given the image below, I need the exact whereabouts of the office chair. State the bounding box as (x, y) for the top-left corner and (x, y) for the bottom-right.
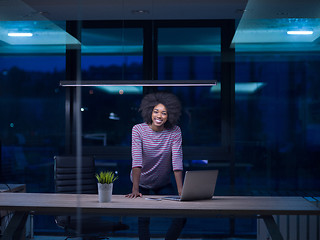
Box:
(54, 155), (129, 240)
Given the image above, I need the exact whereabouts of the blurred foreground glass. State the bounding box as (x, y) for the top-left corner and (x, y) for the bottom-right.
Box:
(158, 28), (221, 146)
(81, 27), (144, 146)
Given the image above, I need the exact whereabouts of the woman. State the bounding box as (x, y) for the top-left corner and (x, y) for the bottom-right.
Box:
(126, 91), (186, 240)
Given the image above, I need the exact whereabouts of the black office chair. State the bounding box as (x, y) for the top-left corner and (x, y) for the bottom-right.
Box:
(54, 155), (129, 240)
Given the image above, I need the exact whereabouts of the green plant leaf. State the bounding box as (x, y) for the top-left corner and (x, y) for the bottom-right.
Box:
(95, 171), (118, 184)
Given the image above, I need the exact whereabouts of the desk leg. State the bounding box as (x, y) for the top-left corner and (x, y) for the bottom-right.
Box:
(0, 212), (28, 240)
(261, 215), (284, 240)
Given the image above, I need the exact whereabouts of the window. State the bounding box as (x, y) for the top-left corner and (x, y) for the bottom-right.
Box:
(0, 55), (65, 192)
(80, 27), (144, 146)
(235, 52), (320, 192)
(158, 28), (221, 147)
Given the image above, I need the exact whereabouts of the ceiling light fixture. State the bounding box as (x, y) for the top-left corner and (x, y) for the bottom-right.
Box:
(8, 33), (33, 37)
(60, 80), (217, 87)
(287, 30), (313, 35)
(131, 10), (150, 14)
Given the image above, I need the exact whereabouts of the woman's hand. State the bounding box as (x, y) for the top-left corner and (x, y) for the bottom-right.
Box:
(125, 190), (142, 198)
(125, 167), (142, 198)
(174, 170), (183, 196)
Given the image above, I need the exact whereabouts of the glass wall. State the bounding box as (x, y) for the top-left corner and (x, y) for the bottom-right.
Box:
(155, 27), (230, 237)
(158, 28), (221, 148)
(75, 24), (231, 237)
(0, 55), (65, 193)
(79, 27), (222, 149)
(1, 18), (320, 238)
(235, 52), (320, 194)
(0, 21), (68, 234)
(81, 27), (144, 147)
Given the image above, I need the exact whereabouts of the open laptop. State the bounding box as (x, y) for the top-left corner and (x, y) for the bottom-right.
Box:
(162, 170), (219, 201)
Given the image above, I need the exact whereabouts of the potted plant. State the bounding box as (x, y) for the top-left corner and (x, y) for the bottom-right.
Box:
(96, 171), (118, 203)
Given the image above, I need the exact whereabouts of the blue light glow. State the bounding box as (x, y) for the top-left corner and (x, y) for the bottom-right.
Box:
(8, 33), (33, 37)
(287, 30), (313, 35)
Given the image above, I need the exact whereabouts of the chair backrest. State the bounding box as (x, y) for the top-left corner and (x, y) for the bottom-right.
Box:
(54, 156), (98, 194)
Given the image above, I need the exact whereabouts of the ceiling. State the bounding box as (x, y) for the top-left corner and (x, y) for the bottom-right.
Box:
(1, 0), (247, 21)
(0, 0), (318, 21)
(232, 0), (320, 50)
(1, 0), (320, 53)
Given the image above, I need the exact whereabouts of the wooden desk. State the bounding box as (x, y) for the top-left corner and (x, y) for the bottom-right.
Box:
(0, 193), (319, 240)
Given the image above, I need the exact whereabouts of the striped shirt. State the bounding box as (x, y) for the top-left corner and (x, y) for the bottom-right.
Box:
(131, 123), (183, 189)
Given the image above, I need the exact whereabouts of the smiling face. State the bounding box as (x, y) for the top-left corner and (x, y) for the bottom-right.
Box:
(150, 103), (168, 131)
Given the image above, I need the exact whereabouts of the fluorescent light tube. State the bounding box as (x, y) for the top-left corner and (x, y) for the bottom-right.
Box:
(287, 30), (313, 35)
(8, 33), (33, 37)
(60, 80), (217, 87)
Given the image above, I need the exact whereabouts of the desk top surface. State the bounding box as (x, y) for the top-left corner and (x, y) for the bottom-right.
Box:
(0, 193), (319, 217)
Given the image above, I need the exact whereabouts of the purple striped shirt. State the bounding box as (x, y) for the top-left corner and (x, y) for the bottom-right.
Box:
(131, 123), (183, 189)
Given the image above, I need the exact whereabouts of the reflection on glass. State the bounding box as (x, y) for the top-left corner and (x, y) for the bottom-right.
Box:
(158, 86), (221, 147)
(0, 55), (65, 193)
(81, 28), (143, 81)
(235, 53), (320, 192)
(158, 28), (221, 81)
(80, 27), (144, 146)
(81, 87), (142, 146)
(157, 28), (221, 146)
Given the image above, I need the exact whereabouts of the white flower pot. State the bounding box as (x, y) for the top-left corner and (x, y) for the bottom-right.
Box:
(98, 183), (113, 203)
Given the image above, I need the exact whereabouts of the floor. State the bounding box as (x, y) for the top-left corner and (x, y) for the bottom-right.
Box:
(31, 215), (257, 240)
(33, 237), (254, 240)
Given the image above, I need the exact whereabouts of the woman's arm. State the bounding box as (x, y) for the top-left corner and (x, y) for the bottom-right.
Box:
(174, 170), (183, 196)
(172, 127), (184, 195)
(125, 167), (142, 198)
(126, 125), (143, 198)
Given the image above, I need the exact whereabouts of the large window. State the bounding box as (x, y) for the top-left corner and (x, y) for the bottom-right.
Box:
(80, 27), (144, 147)
(158, 28), (221, 147)
(79, 25), (224, 153)
(0, 20), (68, 193)
(3, 18), (320, 238)
(72, 23), (235, 237)
(235, 52), (320, 193)
(0, 55), (65, 192)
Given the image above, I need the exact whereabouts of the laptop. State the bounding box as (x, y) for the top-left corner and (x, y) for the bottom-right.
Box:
(162, 170), (219, 201)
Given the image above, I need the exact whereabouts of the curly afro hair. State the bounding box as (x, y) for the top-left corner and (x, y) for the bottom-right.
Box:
(139, 91), (182, 129)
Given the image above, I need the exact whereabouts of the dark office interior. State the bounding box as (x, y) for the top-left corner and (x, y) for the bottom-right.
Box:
(0, 0), (319, 239)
